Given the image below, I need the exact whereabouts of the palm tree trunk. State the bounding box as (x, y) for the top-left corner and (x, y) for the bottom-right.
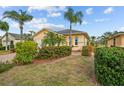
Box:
(69, 22), (72, 47)
(5, 32), (8, 51)
(20, 24), (23, 42)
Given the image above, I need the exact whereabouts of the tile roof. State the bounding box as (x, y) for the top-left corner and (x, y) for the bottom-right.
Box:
(56, 29), (85, 34)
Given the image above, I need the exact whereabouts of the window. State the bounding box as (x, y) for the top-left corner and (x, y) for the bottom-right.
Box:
(75, 36), (78, 45)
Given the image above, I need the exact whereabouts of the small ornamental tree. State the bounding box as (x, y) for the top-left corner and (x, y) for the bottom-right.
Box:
(42, 32), (66, 47)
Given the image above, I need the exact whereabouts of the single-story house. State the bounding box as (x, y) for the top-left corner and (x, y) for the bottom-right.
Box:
(1, 33), (21, 47)
(1, 33), (32, 47)
(33, 28), (89, 51)
(107, 32), (124, 47)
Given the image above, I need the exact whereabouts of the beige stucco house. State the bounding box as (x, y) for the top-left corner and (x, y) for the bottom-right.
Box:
(1, 33), (21, 47)
(107, 32), (124, 47)
(33, 28), (89, 51)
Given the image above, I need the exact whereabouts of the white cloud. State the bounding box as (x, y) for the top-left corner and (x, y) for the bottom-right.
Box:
(95, 18), (110, 23)
(11, 22), (19, 29)
(119, 26), (124, 31)
(28, 6), (66, 17)
(82, 21), (88, 25)
(1, 6), (9, 9)
(86, 8), (93, 15)
(0, 31), (5, 36)
(26, 18), (64, 30)
(48, 12), (61, 17)
(28, 6), (51, 13)
(104, 7), (114, 14)
(27, 18), (47, 25)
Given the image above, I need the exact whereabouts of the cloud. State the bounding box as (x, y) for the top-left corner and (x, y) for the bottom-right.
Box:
(28, 6), (51, 12)
(47, 12), (61, 17)
(95, 18), (110, 23)
(11, 22), (19, 29)
(119, 26), (124, 31)
(26, 18), (47, 25)
(28, 6), (66, 17)
(82, 21), (88, 25)
(104, 7), (114, 14)
(26, 18), (64, 30)
(86, 8), (93, 15)
(0, 6), (9, 9)
(0, 31), (5, 36)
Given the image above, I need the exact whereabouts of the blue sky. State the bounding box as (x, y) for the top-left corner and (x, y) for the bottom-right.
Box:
(0, 6), (124, 37)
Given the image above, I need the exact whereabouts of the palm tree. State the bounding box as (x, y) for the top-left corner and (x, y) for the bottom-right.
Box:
(29, 30), (35, 36)
(90, 36), (96, 46)
(0, 21), (9, 51)
(3, 10), (33, 42)
(64, 7), (83, 47)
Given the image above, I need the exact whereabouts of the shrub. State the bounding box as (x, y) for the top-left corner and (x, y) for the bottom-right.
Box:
(81, 45), (93, 56)
(94, 47), (124, 85)
(0, 63), (14, 73)
(36, 46), (71, 59)
(15, 41), (37, 64)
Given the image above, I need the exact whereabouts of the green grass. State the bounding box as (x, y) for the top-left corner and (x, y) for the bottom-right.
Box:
(0, 50), (12, 55)
(0, 55), (96, 86)
(0, 64), (14, 73)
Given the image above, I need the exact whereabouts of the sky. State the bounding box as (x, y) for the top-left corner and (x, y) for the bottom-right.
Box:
(0, 6), (124, 37)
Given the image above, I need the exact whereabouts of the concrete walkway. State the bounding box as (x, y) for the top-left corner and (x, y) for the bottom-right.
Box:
(0, 53), (16, 63)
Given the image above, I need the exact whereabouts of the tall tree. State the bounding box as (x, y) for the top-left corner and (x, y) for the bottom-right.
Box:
(64, 7), (83, 47)
(3, 10), (33, 41)
(0, 21), (9, 51)
(97, 32), (112, 46)
(90, 36), (96, 46)
(29, 30), (35, 36)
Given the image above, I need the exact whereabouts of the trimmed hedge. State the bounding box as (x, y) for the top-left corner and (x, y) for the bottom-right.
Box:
(0, 64), (14, 73)
(82, 45), (93, 56)
(94, 47), (124, 85)
(15, 41), (37, 64)
(36, 46), (72, 59)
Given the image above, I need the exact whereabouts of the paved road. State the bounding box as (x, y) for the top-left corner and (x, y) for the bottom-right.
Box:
(0, 53), (16, 63)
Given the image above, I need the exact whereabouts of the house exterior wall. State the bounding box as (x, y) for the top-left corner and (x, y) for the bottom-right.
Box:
(120, 35), (124, 47)
(107, 34), (124, 47)
(64, 34), (88, 51)
(1, 34), (20, 47)
(33, 29), (48, 47)
(33, 29), (88, 51)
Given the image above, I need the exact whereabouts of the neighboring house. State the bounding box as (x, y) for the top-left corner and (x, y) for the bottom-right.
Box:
(1, 33), (21, 47)
(107, 32), (124, 47)
(33, 28), (89, 51)
(1, 33), (33, 47)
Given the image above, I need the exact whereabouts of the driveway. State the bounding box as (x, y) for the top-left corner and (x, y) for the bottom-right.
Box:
(0, 53), (16, 63)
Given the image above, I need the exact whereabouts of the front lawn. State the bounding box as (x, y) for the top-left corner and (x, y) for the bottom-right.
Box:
(0, 50), (12, 55)
(0, 55), (97, 86)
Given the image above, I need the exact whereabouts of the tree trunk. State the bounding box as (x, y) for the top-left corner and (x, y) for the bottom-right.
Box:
(20, 24), (23, 42)
(69, 22), (72, 47)
(5, 32), (8, 51)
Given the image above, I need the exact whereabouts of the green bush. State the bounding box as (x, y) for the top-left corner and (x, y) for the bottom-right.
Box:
(0, 63), (14, 73)
(15, 41), (37, 64)
(94, 47), (124, 85)
(82, 45), (93, 56)
(36, 46), (72, 59)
